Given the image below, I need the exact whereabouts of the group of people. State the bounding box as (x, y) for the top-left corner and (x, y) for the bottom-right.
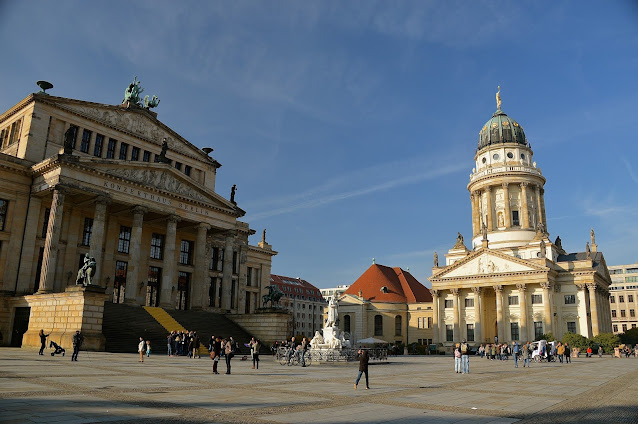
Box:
(37, 329), (83, 361)
(138, 338), (151, 362)
(166, 330), (201, 358)
(207, 335), (262, 374)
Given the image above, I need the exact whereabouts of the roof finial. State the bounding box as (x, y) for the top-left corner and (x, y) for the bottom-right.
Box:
(496, 85), (502, 110)
(372, 257), (375, 264)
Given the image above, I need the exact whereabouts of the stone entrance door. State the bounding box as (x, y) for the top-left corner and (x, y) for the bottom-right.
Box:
(11, 307), (30, 347)
(113, 261), (127, 304)
(177, 272), (189, 310)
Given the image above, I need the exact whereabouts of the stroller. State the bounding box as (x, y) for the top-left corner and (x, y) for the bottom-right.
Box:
(49, 340), (65, 356)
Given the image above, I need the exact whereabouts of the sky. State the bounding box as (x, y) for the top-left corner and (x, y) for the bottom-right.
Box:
(1, 1), (637, 289)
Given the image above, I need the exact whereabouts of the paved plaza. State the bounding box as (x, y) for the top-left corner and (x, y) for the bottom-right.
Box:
(1, 348), (637, 424)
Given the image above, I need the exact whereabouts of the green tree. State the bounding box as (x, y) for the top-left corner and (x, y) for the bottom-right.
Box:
(619, 327), (638, 346)
(536, 332), (555, 342)
(562, 332), (592, 351)
(592, 333), (621, 353)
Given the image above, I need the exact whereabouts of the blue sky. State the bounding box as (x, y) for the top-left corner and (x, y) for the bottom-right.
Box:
(1, 1), (637, 288)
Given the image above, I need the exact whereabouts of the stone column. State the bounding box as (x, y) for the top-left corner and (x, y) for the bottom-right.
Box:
(520, 183), (529, 229)
(485, 186), (494, 231)
(535, 185), (543, 228)
(502, 183), (511, 228)
(540, 282), (553, 336)
(493, 285), (504, 342)
(124, 206), (147, 303)
(237, 245), (248, 313)
(15, 197), (42, 294)
(2, 195), (30, 292)
(575, 284), (591, 337)
(89, 196), (110, 287)
(471, 192), (479, 236)
(588, 283), (600, 336)
(430, 289), (440, 345)
(540, 188), (547, 232)
(517, 284), (528, 342)
(471, 287), (482, 343)
(160, 215), (180, 308)
(191, 223), (211, 309)
(38, 186), (68, 294)
(221, 234), (234, 311)
(451, 288), (460, 342)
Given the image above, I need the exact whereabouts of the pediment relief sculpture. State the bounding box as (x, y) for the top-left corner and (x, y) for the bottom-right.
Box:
(104, 168), (208, 203)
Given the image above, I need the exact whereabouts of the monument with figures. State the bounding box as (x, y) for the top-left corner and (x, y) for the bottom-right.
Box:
(309, 296), (352, 359)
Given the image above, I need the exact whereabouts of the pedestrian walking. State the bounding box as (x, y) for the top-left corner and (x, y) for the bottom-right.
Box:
(38, 329), (50, 355)
(513, 342), (520, 368)
(564, 343), (571, 363)
(138, 337), (145, 362)
(460, 339), (470, 374)
(354, 348), (369, 389)
(454, 343), (461, 373)
(146, 340), (151, 358)
(557, 342), (565, 363)
(521, 342), (530, 367)
(71, 330), (83, 362)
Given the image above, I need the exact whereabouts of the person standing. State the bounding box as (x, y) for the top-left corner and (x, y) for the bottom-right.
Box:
(454, 343), (461, 373)
(557, 342), (565, 363)
(224, 337), (235, 374)
(564, 343), (571, 364)
(211, 336), (221, 374)
(598, 345), (603, 358)
(146, 340), (151, 358)
(167, 332), (173, 356)
(513, 342), (520, 368)
(138, 337), (145, 363)
(460, 339), (470, 374)
(521, 342), (530, 367)
(300, 337), (308, 367)
(38, 329), (50, 355)
(71, 330), (83, 362)
(354, 348), (369, 389)
(251, 338), (261, 370)
(192, 332), (201, 359)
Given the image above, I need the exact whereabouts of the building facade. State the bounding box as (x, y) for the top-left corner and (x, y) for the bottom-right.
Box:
(608, 262), (638, 334)
(0, 82), (276, 346)
(338, 264), (433, 346)
(319, 285), (350, 300)
(428, 91), (613, 347)
(269, 274), (324, 336)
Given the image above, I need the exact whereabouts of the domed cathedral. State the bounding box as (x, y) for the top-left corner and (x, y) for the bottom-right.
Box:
(428, 88), (612, 349)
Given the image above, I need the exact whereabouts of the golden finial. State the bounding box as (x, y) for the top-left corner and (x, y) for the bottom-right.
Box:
(496, 86), (502, 110)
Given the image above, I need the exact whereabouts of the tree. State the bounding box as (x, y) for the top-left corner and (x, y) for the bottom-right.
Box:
(592, 333), (621, 353)
(536, 332), (555, 342)
(619, 327), (638, 346)
(562, 332), (592, 351)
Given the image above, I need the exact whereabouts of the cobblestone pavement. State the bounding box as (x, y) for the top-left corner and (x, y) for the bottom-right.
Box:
(1, 348), (637, 423)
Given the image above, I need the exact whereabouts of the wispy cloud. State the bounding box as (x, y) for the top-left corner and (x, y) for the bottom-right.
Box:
(623, 158), (638, 184)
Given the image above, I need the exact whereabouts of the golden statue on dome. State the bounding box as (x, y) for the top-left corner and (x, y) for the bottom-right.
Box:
(496, 85), (502, 110)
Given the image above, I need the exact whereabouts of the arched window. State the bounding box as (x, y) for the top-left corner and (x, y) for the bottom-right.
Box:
(395, 315), (402, 336)
(343, 314), (351, 333)
(374, 315), (383, 336)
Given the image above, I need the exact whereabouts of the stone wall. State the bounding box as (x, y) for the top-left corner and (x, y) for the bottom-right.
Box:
(20, 285), (109, 351)
(229, 309), (292, 346)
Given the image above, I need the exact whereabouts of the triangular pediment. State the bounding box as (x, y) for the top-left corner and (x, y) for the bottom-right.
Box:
(79, 159), (238, 213)
(433, 249), (547, 279)
(39, 95), (213, 163)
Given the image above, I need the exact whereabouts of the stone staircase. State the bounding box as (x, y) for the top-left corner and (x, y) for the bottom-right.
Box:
(102, 303), (255, 355)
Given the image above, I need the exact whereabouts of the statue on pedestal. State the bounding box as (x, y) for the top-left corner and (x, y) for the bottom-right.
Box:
(230, 184), (237, 204)
(433, 251), (439, 267)
(76, 253), (96, 286)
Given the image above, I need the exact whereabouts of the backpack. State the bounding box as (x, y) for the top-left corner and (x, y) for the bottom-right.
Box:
(461, 343), (468, 354)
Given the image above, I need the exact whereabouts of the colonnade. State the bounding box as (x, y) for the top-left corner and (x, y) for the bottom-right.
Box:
(470, 182), (546, 237)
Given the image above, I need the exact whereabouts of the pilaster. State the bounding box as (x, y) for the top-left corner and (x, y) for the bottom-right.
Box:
(125, 206), (147, 303)
(38, 186), (68, 294)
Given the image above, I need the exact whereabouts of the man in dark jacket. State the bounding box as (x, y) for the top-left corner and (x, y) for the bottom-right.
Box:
(71, 330), (83, 361)
(354, 348), (369, 389)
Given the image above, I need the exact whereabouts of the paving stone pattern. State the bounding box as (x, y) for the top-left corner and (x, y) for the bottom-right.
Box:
(1, 348), (637, 423)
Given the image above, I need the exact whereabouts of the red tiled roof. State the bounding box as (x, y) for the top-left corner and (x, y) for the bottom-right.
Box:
(270, 274), (322, 298)
(343, 264), (432, 303)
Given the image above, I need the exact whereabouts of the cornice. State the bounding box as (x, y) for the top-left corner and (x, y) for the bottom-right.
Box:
(247, 245), (278, 256)
(430, 269), (549, 283)
(467, 173), (546, 191)
(0, 94), (36, 123)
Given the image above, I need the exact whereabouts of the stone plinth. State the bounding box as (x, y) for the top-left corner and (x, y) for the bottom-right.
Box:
(228, 308), (292, 346)
(21, 285), (109, 351)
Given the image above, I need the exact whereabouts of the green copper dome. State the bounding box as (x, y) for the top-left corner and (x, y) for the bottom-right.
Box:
(478, 109), (527, 150)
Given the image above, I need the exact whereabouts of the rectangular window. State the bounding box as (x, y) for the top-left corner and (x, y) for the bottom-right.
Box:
(150, 233), (164, 260)
(467, 324), (474, 342)
(512, 210), (520, 226)
(41, 208), (51, 238)
(444, 299), (453, 308)
(508, 296), (519, 305)
(93, 134), (104, 157)
(610, 269), (624, 275)
(231, 279), (237, 309)
(619, 295), (625, 302)
(184, 165), (192, 176)
(106, 138), (117, 159)
(622, 324), (628, 332)
(567, 322), (577, 333)
(118, 226), (131, 253)
(446, 324), (453, 342)
(148, 266), (161, 284)
(534, 321), (543, 339)
(613, 324), (618, 332)
(627, 276), (638, 283)
(531, 294), (543, 304)
(612, 310), (617, 318)
(564, 295), (576, 305)
(0, 199), (8, 231)
(246, 267), (252, 287)
(67, 125), (78, 149)
(131, 146), (140, 161)
(175, 161), (182, 171)
(427, 317), (432, 328)
(232, 251), (238, 274)
(611, 296), (615, 303)
(630, 309), (635, 318)
(629, 295), (634, 302)
(119, 142), (129, 160)
(418, 317), (423, 328)
(210, 247), (221, 271)
(621, 310), (626, 318)
(142, 150), (151, 162)
(465, 298), (474, 307)
(627, 268), (638, 273)
(80, 129), (91, 153)
(81, 218), (93, 246)
(179, 240), (193, 265)
(510, 322), (519, 340)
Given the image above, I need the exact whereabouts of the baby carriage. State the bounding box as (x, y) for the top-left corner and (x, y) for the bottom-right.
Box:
(49, 340), (65, 356)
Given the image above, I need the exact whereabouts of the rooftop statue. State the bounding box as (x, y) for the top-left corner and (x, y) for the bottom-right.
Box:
(123, 76), (160, 109)
(433, 251), (438, 267)
(496, 85), (502, 110)
(144, 94), (160, 109)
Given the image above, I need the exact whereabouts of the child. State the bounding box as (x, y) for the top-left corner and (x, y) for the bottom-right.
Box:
(454, 343), (461, 373)
(146, 340), (151, 358)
